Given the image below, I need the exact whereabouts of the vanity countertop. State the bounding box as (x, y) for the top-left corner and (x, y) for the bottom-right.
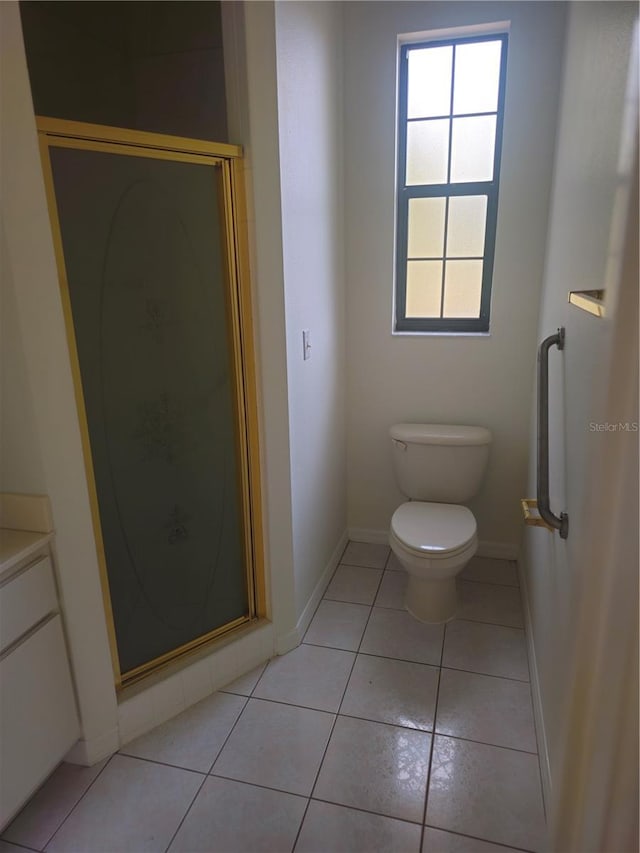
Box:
(0, 528), (53, 581)
(0, 493), (54, 581)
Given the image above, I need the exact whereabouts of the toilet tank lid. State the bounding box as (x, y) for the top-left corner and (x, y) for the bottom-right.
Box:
(390, 424), (492, 446)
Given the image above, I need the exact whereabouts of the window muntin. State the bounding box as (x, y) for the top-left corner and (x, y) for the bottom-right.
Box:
(396, 34), (508, 332)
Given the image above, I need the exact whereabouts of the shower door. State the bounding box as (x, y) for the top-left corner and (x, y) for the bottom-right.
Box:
(38, 118), (263, 687)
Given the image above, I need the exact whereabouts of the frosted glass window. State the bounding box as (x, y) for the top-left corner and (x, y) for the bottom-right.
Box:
(453, 41), (502, 115)
(408, 198), (446, 258)
(406, 261), (442, 317)
(406, 120), (449, 185)
(396, 33), (506, 332)
(443, 260), (483, 317)
(450, 115), (496, 182)
(446, 196), (487, 257)
(407, 46), (453, 118)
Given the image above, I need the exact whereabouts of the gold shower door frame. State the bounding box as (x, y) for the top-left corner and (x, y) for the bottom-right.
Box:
(37, 117), (266, 689)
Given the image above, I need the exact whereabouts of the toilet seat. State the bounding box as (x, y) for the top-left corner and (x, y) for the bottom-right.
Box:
(390, 502), (476, 559)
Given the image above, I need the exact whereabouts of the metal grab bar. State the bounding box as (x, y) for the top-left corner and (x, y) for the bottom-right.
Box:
(537, 327), (569, 539)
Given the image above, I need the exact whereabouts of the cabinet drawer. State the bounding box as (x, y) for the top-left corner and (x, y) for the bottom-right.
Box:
(0, 554), (58, 652)
(0, 615), (80, 828)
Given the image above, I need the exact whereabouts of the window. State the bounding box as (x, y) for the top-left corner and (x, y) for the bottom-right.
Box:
(395, 34), (508, 332)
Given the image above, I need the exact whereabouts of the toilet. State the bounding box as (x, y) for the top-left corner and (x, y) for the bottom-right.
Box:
(389, 423), (492, 623)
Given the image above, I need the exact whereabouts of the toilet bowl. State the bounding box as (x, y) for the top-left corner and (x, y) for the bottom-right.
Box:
(389, 423), (491, 623)
(389, 502), (477, 622)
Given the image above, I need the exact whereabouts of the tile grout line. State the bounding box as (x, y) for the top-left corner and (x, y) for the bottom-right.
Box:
(317, 603), (525, 632)
(313, 586), (525, 632)
(423, 824), (539, 853)
(308, 795), (423, 827)
(437, 661), (530, 684)
(419, 618), (447, 852)
(162, 693), (251, 853)
(38, 669), (267, 851)
(299, 540), (356, 646)
(338, 560), (387, 571)
(223, 693), (339, 718)
(291, 548), (390, 852)
(202, 771), (308, 801)
(218, 690), (537, 759)
(339, 546), (390, 572)
(458, 576), (521, 590)
(0, 840), (41, 853)
(289, 538), (356, 851)
(161, 779), (205, 851)
(37, 753), (116, 851)
(114, 753), (209, 776)
(425, 729), (539, 757)
(219, 660), (269, 698)
(203, 667), (269, 769)
(302, 641), (530, 683)
(452, 615), (526, 632)
(162, 690), (540, 762)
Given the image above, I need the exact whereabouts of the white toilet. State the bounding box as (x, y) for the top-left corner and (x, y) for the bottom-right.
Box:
(389, 423), (492, 623)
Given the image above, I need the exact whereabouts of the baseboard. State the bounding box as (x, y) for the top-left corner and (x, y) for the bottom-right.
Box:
(347, 527), (388, 545)
(517, 553), (552, 815)
(477, 540), (520, 560)
(65, 726), (120, 767)
(276, 529), (349, 654)
(274, 628), (300, 656)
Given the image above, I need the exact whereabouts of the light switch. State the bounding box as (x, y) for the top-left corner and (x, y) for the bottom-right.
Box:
(302, 329), (311, 360)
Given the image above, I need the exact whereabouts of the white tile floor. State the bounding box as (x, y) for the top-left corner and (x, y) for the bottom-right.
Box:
(1, 543), (546, 853)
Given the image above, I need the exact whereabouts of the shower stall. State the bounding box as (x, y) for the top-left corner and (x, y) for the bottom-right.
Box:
(38, 118), (264, 687)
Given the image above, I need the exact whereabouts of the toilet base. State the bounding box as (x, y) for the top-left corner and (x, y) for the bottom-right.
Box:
(405, 574), (458, 623)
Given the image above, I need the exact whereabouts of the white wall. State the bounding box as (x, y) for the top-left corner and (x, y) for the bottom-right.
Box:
(18, 2), (227, 141)
(343, 1), (567, 550)
(223, 0), (298, 651)
(521, 0), (638, 801)
(274, 1), (348, 623)
(0, 224), (47, 492)
(0, 1), (120, 760)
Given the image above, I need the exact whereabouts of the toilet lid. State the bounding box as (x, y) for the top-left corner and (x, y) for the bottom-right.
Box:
(391, 502), (476, 556)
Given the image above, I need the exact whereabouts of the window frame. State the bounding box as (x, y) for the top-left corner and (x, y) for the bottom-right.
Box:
(395, 32), (509, 333)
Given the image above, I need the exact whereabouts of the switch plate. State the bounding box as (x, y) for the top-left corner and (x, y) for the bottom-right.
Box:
(302, 330), (311, 360)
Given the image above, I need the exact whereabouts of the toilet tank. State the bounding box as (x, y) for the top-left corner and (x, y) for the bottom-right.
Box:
(390, 424), (491, 503)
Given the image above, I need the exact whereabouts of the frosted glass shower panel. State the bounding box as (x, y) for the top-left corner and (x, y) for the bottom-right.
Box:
(48, 147), (249, 676)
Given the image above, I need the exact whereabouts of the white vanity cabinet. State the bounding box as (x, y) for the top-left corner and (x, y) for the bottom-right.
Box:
(0, 530), (80, 829)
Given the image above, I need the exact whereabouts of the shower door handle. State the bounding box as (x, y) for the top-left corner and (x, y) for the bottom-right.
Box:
(537, 327), (569, 539)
